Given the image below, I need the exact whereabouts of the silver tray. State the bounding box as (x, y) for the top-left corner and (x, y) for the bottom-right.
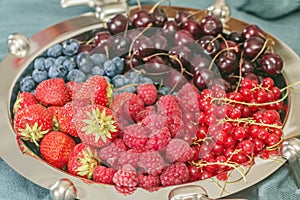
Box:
(0, 3), (300, 200)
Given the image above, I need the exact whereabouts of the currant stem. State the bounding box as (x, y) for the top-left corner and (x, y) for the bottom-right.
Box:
(221, 117), (283, 129)
(280, 81), (300, 92)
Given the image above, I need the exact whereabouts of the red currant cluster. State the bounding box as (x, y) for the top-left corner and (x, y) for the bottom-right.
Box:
(189, 77), (286, 181)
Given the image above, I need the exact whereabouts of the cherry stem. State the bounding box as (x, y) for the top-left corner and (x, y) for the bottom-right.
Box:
(235, 51), (245, 93)
(208, 46), (240, 71)
(149, 0), (171, 13)
(137, 0), (141, 9)
(128, 23), (153, 57)
(250, 38), (270, 63)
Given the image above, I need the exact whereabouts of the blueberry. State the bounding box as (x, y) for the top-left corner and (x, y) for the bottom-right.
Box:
(47, 44), (63, 58)
(33, 57), (45, 70)
(112, 74), (126, 88)
(63, 59), (76, 71)
(62, 39), (80, 56)
(67, 69), (86, 82)
(117, 86), (136, 93)
(112, 57), (124, 74)
(32, 69), (48, 83)
(140, 76), (154, 84)
(127, 71), (141, 84)
(77, 52), (94, 73)
(158, 86), (171, 95)
(90, 53), (107, 66)
(55, 56), (68, 65)
(48, 65), (68, 80)
(20, 76), (36, 92)
(104, 60), (117, 77)
(44, 57), (56, 71)
(92, 66), (105, 76)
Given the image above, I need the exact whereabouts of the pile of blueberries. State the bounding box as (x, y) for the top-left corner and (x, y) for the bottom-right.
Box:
(19, 38), (166, 95)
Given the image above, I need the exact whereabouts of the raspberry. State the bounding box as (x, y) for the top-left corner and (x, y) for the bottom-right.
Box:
(167, 115), (184, 138)
(138, 151), (166, 176)
(121, 94), (145, 122)
(135, 107), (156, 123)
(110, 92), (144, 122)
(93, 166), (116, 184)
(137, 83), (157, 105)
(157, 95), (182, 118)
(113, 164), (138, 187)
(177, 83), (201, 113)
(160, 162), (189, 186)
(99, 138), (128, 168)
(114, 185), (136, 195)
(146, 127), (171, 151)
(123, 124), (149, 149)
(141, 114), (168, 132)
(138, 174), (160, 191)
(118, 149), (141, 168)
(165, 139), (194, 163)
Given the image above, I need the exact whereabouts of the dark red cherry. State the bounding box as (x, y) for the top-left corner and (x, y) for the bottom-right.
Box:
(243, 36), (265, 59)
(200, 15), (223, 36)
(93, 31), (112, 52)
(228, 31), (244, 43)
(217, 50), (238, 74)
(189, 54), (211, 73)
(174, 30), (194, 46)
(151, 7), (167, 27)
(106, 14), (129, 35)
(125, 29), (142, 41)
(242, 24), (265, 40)
(124, 54), (142, 70)
(193, 68), (216, 90)
(169, 45), (192, 69)
(151, 32), (169, 50)
(111, 35), (131, 56)
(145, 55), (170, 73)
(132, 9), (153, 28)
(260, 53), (283, 75)
(198, 35), (221, 56)
(162, 20), (180, 37)
(175, 11), (193, 25)
(132, 36), (155, 58)
(182, 19), (202, 40)
(241, 60), (256, 74)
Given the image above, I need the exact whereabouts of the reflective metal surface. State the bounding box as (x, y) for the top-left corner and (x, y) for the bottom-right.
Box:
(0, 5), (300, 200)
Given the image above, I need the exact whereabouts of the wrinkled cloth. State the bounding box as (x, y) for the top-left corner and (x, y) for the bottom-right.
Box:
(0, 0), (300, 200)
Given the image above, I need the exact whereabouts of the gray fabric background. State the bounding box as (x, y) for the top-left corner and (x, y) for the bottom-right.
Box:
(0, 0), (299, 199)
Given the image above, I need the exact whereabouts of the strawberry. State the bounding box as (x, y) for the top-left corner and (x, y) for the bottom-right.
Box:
(54, 102), (78, 137)
(67, 81), (83, 100)
(13, 104), (52, 146)
(13, 92), (38, 114)
(75, 104), (118, 147)
(73, 75), (113, 107)
(67, 143), (100, 179)
(137, 83), (157, 105)
(35, 78), (69, 106)
(40, 131), (76, 169)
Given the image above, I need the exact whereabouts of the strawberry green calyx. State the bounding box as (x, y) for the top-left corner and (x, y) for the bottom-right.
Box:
(18, 122), (49, 146)
(106, 83), (114, 106)
(81, 108), (117, 143)
(76, 147), (100, 179)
